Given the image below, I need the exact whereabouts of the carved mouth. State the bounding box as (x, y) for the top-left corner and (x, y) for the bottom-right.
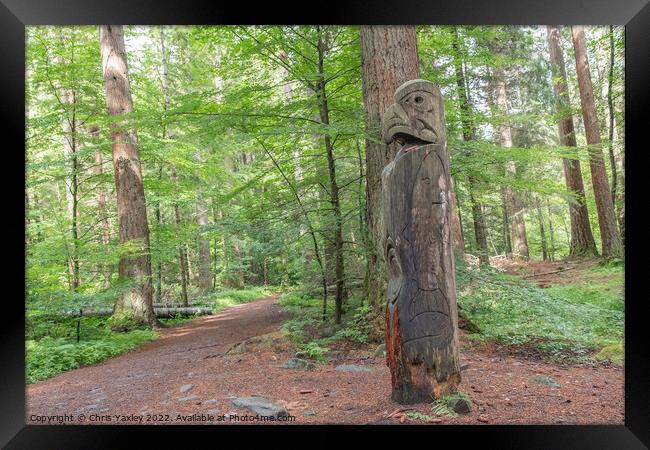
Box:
(393, 132), (430, 151)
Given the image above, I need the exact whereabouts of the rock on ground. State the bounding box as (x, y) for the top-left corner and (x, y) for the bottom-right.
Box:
(231, 396), (288, 418)
(532, 374), (561, 388)
(281, 357), (316, 371)
(335, 364), (371, 372)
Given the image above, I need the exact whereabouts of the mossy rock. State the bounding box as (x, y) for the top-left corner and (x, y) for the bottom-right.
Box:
(444, 393), (472, 414)
(532, 374), (561, 388)
(226, 342), (248, 355)
(595, 343), (624, 365)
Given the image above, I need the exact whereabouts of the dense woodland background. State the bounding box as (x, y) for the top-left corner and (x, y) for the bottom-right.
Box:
(25, 25), (624, 383)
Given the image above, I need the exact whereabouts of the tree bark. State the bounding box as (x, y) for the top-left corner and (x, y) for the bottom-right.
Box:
(100, 25), (155, 326)
(535, 195), (549, 261)
(469, 189), (490, 266)
(546, 26), (598, 257)
(571, 26), (622, 259)
(501, 187), (513, 256)
(546, 197), (556, 261)
(449, 177), (465, 255)
(360, 25), (420, 309)
(196, 192), (213, 293)
(155, 166), (163, 303)
(381, 80), (461, 403)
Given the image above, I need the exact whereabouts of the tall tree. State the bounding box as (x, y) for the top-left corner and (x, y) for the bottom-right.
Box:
(571, 26), (622, 259)
(159, 26), (190, 306)
(490, 55), (530, 259)
(360, 25), (420, 308)
(54, 31), (81, 291)
(451, 27), (489, 267)
(449, 177), (466, 255)
(100, 25), (155, 326)
(196, 178), (213, 293)
(315, 26), (346, 323)
(546, 25), (598, 257)
(89, 124), (112, 286)
(534, 194), (549, 261)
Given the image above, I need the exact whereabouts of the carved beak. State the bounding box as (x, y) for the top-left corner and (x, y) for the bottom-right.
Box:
(381, 103), (411, 144)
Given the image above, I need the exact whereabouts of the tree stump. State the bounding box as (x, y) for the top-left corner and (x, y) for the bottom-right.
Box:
(380, 80), (461, 404)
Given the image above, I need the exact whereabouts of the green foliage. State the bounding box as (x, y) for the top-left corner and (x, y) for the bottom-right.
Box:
(404, 411), (434, 422)
(194, 285), (277, 312)
(158, 314), (199, 326)
(278, 290), (373, 361)
(25, 25), (625, 378)
(26, 328), (157, 383)
(594, 343), (624, 365)
(432, 399), (458, 417)
(456, 256), (624, 359)
(295, 342), (329, 362)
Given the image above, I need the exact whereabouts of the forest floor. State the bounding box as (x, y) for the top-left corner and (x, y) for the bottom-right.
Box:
(26, 265), (624, 425)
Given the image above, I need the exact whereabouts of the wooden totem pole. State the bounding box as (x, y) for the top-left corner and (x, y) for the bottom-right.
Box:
(381, 80), (461, 404)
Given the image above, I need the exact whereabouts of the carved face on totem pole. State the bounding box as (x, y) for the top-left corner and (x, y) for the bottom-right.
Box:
(381, 79), (444, 148)
(381, 80), (458, 400)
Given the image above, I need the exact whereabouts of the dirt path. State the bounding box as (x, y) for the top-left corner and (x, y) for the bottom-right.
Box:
(26, 295), (623, 425)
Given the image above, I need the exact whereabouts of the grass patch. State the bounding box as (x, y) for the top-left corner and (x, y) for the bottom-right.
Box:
(158, 314), (199, 327)
(193, 285), (277, 312)
(595, 343), (624, 365)
(456, 257), (624, 363)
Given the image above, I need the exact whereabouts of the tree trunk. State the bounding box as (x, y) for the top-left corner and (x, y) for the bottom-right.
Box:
(160, 26), (190, 306)
(452, 27), (489, 267)
(535, 195), (549, 261)
(100, 25), (155, 327)
(171, 169), (189, 307)
(316, 27), (346, 324)
(381, 80), (461, 403)
(546, 197), (556, 261)
(571, 26), (622, 259)
(546, 26), (598, 257)
(196, 193), (213, 293)
(58, 71), (81, 291)
(492, 65), (529, 259)
(89, 125), (113, 286)
(155, 166), (163, 303)
(501, 187), (513, 256)
(449, 177), (465, 256)
(360, 25), (420, 310)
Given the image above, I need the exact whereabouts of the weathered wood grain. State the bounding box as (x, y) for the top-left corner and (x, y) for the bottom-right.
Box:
(381, 80), (461, 404)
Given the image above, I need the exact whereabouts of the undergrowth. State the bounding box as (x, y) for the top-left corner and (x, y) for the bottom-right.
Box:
(193, 285), (277, 312)
(279, 290), (375, 362)
(26, 285), (278, 383)
(26, 325), (157, 384)
(456, 257), (624, 364)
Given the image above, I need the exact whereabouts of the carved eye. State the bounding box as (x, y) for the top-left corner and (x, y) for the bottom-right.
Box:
(414, 96), (424, 103)
(422, 177), (430, 184)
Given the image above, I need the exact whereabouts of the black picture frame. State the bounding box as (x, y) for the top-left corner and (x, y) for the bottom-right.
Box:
(3, 0), (648, 447)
